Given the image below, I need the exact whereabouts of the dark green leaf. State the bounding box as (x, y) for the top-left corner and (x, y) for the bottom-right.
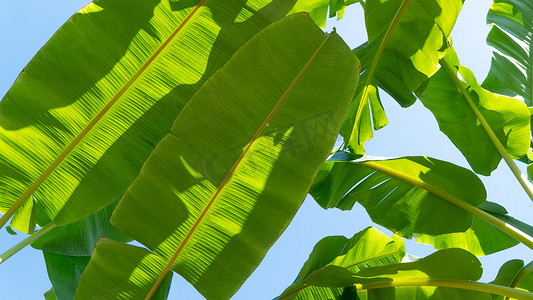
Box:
(311, 153), (486, 237)
(44, 251), (91, 300)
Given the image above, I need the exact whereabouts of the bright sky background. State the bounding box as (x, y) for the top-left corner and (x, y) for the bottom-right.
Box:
(1, 1), (532, 299)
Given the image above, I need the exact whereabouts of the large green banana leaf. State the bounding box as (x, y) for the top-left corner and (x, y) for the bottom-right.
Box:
(277, 227), (405, 300)
(341, 0), (463, 153)
(78, 13), (359, 299)
(75, 239), (173, 300)
(43, 251), (91, 300)
(311, 152), (486, 237)
(482, 0), (533, 105)
(417, 48), (530, 175)
(303, 248), (492, 299)
(31, 199), (130, 256)
(0, 0), (298, 227)
(290, 0), (362, 27)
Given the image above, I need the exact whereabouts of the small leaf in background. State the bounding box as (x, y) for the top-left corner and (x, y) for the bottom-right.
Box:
(290, 0), (362, 27)
(490, 259), (524, 300)
(417, 48), (530, 175)
(43, 288), (56, 300)
(5, 226), (16, 235)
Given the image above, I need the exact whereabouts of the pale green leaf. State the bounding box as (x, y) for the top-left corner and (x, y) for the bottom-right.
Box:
(304, 248), (489, 299)
(290, 0), (362, 27)
(10, 196), (36, 234)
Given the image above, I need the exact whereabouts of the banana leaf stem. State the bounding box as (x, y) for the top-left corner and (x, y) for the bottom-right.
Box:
(440, 59), (533, 203)
(0, 223), (56, 264)
(363, 161), (533, 251)
(355, 279), (533, 299)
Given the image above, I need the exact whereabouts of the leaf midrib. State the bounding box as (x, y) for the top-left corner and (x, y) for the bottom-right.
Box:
(144, 32), (332, 300)
(0, 0), (207, 229)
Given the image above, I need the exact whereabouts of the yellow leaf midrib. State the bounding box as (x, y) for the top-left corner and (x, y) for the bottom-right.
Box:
(0, 0), (207, 229)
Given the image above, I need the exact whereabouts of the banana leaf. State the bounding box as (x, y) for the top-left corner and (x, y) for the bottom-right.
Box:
(78, 13), (360, 299)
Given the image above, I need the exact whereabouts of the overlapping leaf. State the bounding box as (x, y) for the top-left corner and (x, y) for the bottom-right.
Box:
(341, 0), (463, 153)
(278, 227), (405, 300)
(0, 0), (297, 227)
(311, 152), (486, 237)
(78, 13), (359, 299)
(417, 48), (530, 175)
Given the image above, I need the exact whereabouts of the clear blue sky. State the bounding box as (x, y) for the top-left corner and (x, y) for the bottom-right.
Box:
(1, 1), (532, 299)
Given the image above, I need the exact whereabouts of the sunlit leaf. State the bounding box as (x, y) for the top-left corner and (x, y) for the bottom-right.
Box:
(79, 13), (359, 299)
(43, 251), (91, 300)
(482, 0), (533, 105)
(304, 248), (489, 299)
